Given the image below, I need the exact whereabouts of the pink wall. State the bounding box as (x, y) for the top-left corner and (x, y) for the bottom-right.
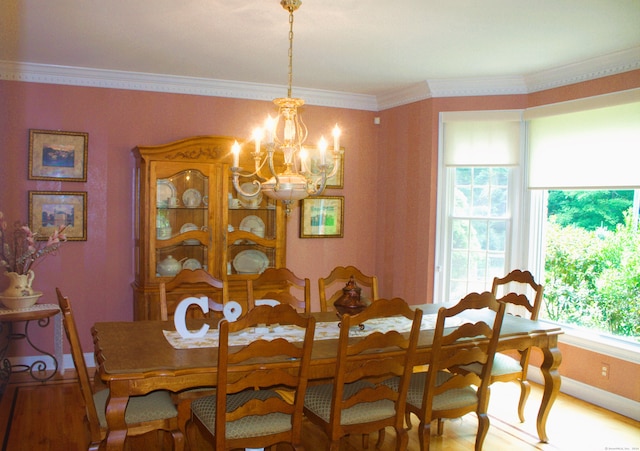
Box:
(0, 81), (376, 354)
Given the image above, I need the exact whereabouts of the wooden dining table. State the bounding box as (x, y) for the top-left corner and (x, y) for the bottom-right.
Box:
(91, 304), (563, 451)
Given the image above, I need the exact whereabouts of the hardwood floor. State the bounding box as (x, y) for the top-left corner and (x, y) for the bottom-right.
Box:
(0, 372), (638, 450)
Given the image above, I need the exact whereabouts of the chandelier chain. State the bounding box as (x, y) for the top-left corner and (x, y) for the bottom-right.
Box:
(287, 9), (295, 98)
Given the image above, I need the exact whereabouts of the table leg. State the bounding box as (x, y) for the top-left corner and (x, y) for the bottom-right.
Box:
(0, 322), (11, 396)
(537, 337), (562, 443)
(19, 318), (59, 381)
(105, 382), (130, 451)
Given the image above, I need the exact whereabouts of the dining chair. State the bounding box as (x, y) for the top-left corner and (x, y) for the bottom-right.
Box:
(55, 288), (184, 451)
(303, 297), (423, 451)
(159, 268), (227, 321)
(394, 291), (506, 451)
(246, 267), (311, 313)
(181, 303), (316, 450)
(318, 265), (379, 312)
(488, 269), (544, 422)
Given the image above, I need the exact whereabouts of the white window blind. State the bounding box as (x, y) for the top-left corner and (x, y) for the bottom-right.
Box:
(442, 111), (521, 167)
(526, 90), (640, 189)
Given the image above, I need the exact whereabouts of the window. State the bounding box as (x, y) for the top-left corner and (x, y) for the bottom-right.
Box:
(435, 111), (523, 303)
(435, 93), (640, 343)
(447, 167), (511, 301)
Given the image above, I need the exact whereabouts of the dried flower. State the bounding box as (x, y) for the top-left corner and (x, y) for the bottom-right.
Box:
(0, 211), (67, 275)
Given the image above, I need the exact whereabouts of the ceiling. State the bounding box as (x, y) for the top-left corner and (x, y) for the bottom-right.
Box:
(2, 0), (640, 109)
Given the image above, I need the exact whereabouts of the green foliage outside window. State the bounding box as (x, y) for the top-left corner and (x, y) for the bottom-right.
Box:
(544, 194), (640, 340)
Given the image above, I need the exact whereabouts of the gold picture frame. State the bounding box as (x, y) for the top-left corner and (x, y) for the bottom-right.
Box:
(300, 196), (344, 238)
(29, 129), (88, 181)
(306, 146), (344, 189)
(29, 191), (87, 241)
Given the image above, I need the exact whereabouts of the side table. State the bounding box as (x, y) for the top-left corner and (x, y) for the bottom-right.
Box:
(0, 304), (64, 396)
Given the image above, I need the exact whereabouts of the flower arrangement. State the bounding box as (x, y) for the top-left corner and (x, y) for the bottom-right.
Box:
(0, 211), (67, 276)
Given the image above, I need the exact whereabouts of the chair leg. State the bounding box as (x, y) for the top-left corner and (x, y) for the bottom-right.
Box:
(517, 379), (531, 423)
(475, 412), (490, 451)
(395, 427), (408, 451)
(170, 429), (185, 451)
(177, 398), (193, 438)
(375, 428), (386, 448)
(329, 439), (341, 451)
(362, 433), (369, 448)
(436, 418), (444, 435)
(405, 411), (413, 430)
(418, 421), (431, 451)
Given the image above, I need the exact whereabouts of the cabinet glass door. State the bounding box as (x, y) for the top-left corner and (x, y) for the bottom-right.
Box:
(154, 167), (210, 278)
(226, 180), (278, 275)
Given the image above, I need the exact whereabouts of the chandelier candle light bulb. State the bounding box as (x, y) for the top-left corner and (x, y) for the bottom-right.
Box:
(333, 124), (341, 151)
(232, 141), (240, 168)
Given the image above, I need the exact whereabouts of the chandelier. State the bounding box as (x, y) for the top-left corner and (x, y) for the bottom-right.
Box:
(230, 0), (342, 216)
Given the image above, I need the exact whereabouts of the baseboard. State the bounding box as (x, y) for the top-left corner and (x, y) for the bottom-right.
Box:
(528, 366), (640, 421)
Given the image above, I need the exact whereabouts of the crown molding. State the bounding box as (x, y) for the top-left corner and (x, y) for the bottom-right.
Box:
(0, 61), (379, 112)
(524, 46), (640, 92)
(377, 46), (640, 111)
(1, 46), (638, 112)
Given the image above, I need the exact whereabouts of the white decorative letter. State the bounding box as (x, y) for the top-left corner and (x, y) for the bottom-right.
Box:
(174, 296), (210, 338)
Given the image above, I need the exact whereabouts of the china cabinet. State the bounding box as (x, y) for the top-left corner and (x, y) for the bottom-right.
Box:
(132, 135), (286, 320)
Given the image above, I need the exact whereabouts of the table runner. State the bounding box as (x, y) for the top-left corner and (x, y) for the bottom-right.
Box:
(164, 313), (463, 350)
(0, 303), (64, 375)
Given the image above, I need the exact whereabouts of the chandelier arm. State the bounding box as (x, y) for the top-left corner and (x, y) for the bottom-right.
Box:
(306, 172), (328, 196)
(325, 151), (342, 179)
(232, 174), (262, 199)
(266, 146), (282, 192)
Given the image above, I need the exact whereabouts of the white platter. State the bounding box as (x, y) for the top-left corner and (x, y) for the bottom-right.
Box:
(182, 188), (202, 208)
(182, 258), (202, 270)
(237, 182), (263, 209)
(156, 180), (176, 207)
(233, 250), (269, 274)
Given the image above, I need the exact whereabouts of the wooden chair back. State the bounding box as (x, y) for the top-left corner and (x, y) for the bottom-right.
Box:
(159, 268), (227, 321)
(56, 288), (103, 446)
(56, 288), (183, 450)
(491, 269), (544, 320)
(417, 291), (506, 450)
(318, 265), (379, 312)
(490, 269), (545, 422)
(246, 267), (311, 313)
(190, 303), (316, 450)
(303, 298), (423, 450)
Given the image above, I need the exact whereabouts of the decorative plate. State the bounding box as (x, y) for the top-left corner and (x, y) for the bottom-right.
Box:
(233, 250), (269, 274)
(156, 180), (176, 207)
(237, 182), (263, 209)
(180, 223), (198, 233)
(182, 188), (202, 208)
(180, 223), (200, 244)
(182, 258), (202, 270)
(239, 215), (265, 238)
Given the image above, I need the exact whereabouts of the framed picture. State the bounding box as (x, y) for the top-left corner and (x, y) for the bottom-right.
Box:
(29, 191), (87, 241)
(307, 147), (344, 189)
(300, 196), (344, 238)
(29, 129), (88, 181)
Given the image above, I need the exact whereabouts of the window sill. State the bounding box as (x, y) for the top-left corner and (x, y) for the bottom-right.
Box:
(543, 320), (640, 364)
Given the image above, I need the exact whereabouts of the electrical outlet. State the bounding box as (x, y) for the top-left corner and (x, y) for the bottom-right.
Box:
(601, 363), (610, 379)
